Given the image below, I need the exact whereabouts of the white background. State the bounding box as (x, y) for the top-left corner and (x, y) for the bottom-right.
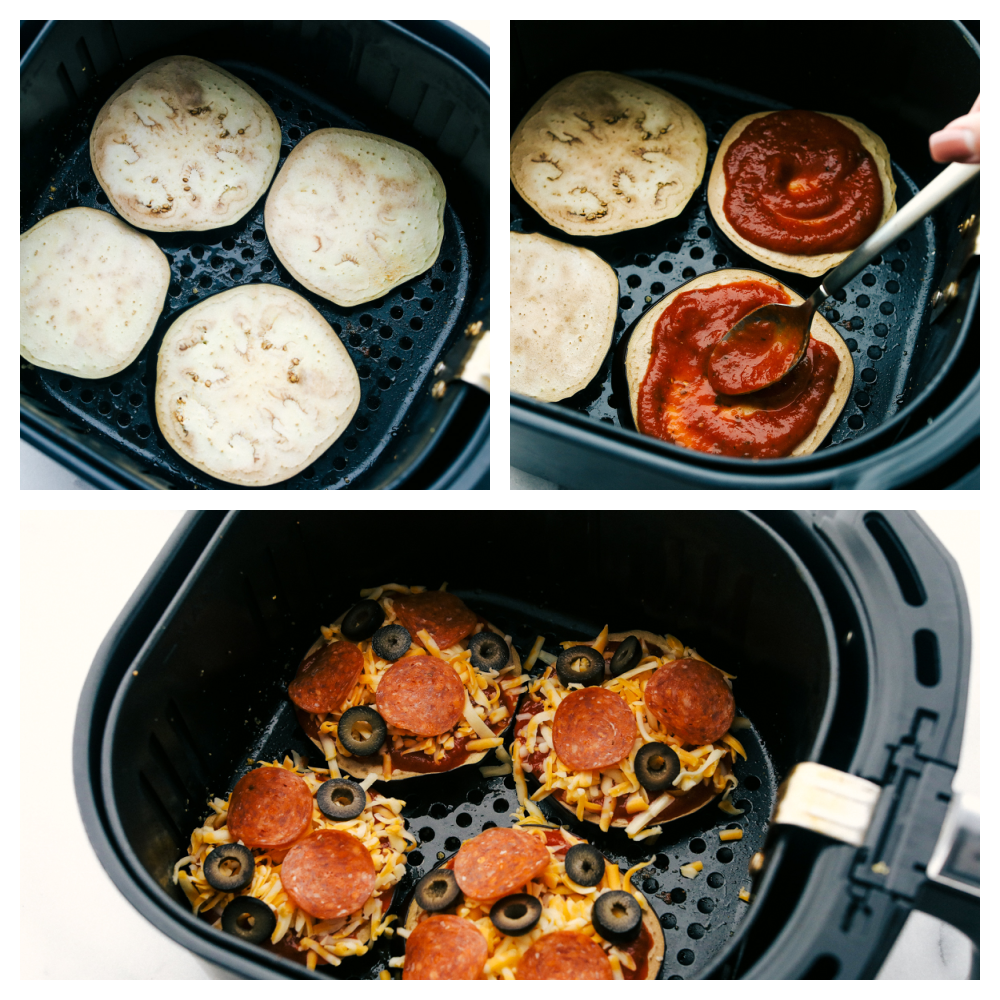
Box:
(20, 510), (979, 979)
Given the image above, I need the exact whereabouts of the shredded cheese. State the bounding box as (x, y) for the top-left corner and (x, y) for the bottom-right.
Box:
(405, 823), (655, 980)
(511, 633), (742, 839)
(679, 861), (703, 879)
(592, 625), (609, 655)
(523, 635), (546, 671)
(307, 585), (518, 780)
(719, 828), (743, 842)
(175, 757), (415, 966)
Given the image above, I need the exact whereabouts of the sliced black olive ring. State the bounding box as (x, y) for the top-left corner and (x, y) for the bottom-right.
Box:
(609, 635), (642, 677)
(490, 893), (542, 935)
(634, 741), (681, 793)
(468, 630), (511, 672)
(316, 777), (367, 820)
(371, 623), (412, 661)
(414, 867), (462, 913)
(563, 843), (606, 887)
(221, 895), (277, 944)
(341, 599), (385, 641)
(592, 889), (642, 943)
(338, 705), (387, 756)
(203, 843), (256, 893)
(555, 645), (605, 687)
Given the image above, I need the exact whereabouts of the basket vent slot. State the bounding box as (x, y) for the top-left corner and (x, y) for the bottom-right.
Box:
(913, 629), (940, 687)
(55, 62), (77, 105)
(863, 513), (927, 606)
(138, 770), (185, 844)
(74, 37), (95, 81)
(802, 954), (840, 979)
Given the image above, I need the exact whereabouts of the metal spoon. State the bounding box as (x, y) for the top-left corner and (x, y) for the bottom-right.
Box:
(706, 161), (980, 396)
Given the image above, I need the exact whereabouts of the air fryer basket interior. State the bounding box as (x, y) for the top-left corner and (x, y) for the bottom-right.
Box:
(21, 21), (488, 489)
(510, 20), (979, 474)
(100, 510), (835, 978)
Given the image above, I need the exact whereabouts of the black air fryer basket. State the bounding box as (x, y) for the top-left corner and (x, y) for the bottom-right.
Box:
(510, 21), (979, 489)
(21, 21), (489, 489)
(74, 511), (978, 979)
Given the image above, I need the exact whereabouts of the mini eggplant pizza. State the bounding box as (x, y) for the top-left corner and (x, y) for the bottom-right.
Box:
(512, 628), (747, 839)
(397, 824), (665, 980)
(289, 584), (525, 781)
(174, 756), (415, 970)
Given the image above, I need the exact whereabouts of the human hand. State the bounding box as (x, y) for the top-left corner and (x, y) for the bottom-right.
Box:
(929, 95), (980, 164)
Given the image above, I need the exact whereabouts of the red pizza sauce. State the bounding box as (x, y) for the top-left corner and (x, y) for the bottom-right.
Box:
(636, 280), (840, 458)
(618, 922), (653, 980)
(722, 109), (883, 255)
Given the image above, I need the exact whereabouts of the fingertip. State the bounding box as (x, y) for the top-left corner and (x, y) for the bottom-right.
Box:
(929, 128), (978, 163)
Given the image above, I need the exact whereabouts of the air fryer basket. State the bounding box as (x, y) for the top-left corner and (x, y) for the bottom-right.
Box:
(510, 21), (979, 489)
(21, 21), (489, 489)
(75, 511), (974, 978)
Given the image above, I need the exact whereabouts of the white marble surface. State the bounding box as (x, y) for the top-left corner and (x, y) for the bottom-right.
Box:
(20, 511), (978, 979)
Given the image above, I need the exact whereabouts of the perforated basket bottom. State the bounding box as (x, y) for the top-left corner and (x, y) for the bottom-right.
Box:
(181, 592), (776, 979)
(22, 61), (470, 489)
(510, 69), (935, 454)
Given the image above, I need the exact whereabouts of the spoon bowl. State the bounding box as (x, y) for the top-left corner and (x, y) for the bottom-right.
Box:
(705, 298), (815, 396)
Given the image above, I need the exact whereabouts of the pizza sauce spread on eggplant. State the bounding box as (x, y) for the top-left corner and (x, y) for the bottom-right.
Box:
(722, 109), (883, 255)
(636, 280), (839, 458)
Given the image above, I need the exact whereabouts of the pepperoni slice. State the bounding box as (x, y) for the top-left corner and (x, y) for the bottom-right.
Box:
(227, 767), (313, 852)
(516, 931), (613, 980)
(551, 687), (637, 771)
(403, 914), (487, 980)
(391, 591), (478, 650)
(453, 826), (550, 901)
(280, 829), (377, 919)
(376, 655), (466, 736)
(288, 640), (364, 715)
(644, 658), (735, 744)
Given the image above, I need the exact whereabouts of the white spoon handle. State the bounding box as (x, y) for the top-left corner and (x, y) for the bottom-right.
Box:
(820, 162), (980, 296)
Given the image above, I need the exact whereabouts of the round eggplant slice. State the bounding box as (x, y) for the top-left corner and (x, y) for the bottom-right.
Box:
(609, 635), (642, 677)
(337, 705), (387, 756)
(203, 843), (255, 893)
(634, 742), (681, 793)
(221, 896), (276, 944)
(414, 867), (462, 913)
(564, 843), (605, 887)
(371, 623), (411, 661)
(490, 893), (542, 935)
(316, 777), (367, 820)
(468, 630), (510, 672)
(341, 600), (385, 641)
(592, 889), (642, 944)
(555, 645), (605, 687)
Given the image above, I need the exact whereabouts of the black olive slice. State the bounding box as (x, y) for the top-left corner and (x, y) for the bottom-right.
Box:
(337, 705), (387, 756)
(371, 623), (412, 661)
(564, 843), (606, 887)
(203, 843), (256, 893)
(316, 777), (367, 820)
(634, 742), (681, 793)
(592, 889), (642, 944)
(490, 893), (542, 935)
(341, 600), (385, 641)
(468, 630), (510, 672)
(221, 895), (276, 944)
(414, 867), (462, 912)
(555, 645), (605, 687)
(609, 635), (642, 677)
